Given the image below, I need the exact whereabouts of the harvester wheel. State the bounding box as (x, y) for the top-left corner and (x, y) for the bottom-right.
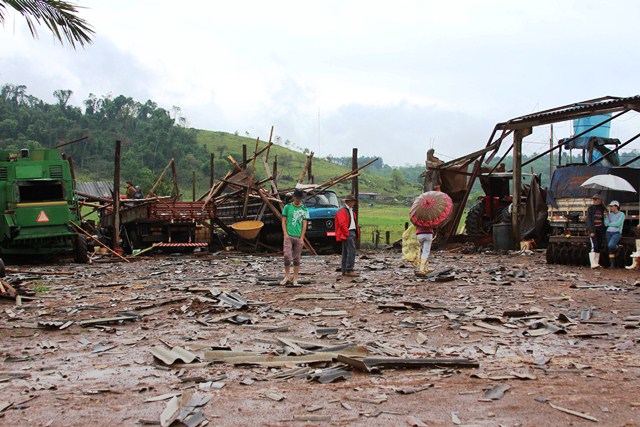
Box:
(74, 234), (89, 264)
(0, 257), (5, 277)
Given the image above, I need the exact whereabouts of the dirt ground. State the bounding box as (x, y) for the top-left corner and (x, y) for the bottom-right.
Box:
(0, 248), (639, 427)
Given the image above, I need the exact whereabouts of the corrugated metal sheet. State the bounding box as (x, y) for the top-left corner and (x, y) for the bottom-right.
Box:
(76, 181), (114, 199)
(150, 345), (198, 365)
(499, 95), (640, 129)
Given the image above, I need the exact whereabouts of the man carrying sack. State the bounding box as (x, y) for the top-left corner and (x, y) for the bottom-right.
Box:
(335, 194), (360, 277)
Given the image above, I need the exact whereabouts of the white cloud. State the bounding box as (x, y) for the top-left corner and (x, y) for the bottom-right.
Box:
(1, 0), (640, 166)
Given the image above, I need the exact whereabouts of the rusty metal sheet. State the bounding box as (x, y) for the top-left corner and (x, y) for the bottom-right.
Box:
(338, 355), (479, 372)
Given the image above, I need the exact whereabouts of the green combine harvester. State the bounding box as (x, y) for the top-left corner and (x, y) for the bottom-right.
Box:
(0, 148), (88, 274)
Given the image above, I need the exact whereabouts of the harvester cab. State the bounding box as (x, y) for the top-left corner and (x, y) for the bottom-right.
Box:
(0, 148), (88, 270)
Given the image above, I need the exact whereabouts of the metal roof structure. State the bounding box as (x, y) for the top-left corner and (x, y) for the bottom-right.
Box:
(497, 95), (640, 130)
(425, 95), (640, 244)
(76, 181), (114, 199)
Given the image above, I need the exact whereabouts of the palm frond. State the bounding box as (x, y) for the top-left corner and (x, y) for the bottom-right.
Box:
(1, 0), (94, 49)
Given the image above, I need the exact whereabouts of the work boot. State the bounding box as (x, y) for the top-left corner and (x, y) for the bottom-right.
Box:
(344, 271), (359, 277)
(626, 256), (640, 270)
(415, 259), (434, 276)
(626, 240), (640, 270)
(589, 252), (602, 269)
(609, 253), (616, 269)
(422, 259), (434, 274)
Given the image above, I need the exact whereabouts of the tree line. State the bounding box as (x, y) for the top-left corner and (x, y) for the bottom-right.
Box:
(0, 83), (211, 196)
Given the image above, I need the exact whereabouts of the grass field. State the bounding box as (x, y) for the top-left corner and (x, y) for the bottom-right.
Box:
(358, 204), (410, 244)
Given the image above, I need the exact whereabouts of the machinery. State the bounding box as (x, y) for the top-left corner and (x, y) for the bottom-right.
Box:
(464, 172), (531, 235)
(545, 136), (640, 266)
(99, 200), (217, 253)
(0, 148), (88, 270)
(422, 96), (640, 259)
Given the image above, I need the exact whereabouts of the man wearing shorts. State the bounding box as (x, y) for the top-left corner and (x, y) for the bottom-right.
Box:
(281, 188), (309, 286)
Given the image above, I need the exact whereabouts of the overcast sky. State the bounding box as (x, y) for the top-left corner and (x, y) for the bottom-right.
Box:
(1, 0), (639, 166)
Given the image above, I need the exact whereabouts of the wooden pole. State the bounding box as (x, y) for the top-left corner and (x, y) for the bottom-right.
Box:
(549, 124), (554, 181)
(512, 127), (532, 246)
(242, 144), (247, 167)
(243, 137), (260, 218)
(171, 158), (180, 201)
(210, 153), (215, 188)
(273, 156), (278, 185)
(192, 171), (196, 202)
(298, 152), (314, 184)
(113, 140), (121, 252)
(351, 148), (360, 248)
(265, 126), (274, 162)
(149, 158), (174, 196)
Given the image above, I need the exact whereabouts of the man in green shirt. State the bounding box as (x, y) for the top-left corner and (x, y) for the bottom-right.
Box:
(281, 188), (310, 286)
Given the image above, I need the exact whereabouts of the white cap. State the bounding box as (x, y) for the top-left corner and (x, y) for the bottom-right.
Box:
(609, 200), (620, 207)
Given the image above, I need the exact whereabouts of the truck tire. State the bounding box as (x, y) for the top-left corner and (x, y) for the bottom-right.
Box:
(74, 234), (89, 264)
(465, 202), (488, 235)
(0, 257), (5, 277)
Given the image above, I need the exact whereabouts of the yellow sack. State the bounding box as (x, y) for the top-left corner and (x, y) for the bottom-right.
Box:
(402, 224), (420, 267)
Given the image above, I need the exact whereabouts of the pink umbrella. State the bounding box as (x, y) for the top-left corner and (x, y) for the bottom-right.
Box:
(410, 191), (453, 228)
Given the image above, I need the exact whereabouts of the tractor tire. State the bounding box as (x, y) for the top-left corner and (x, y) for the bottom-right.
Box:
(74, 234), (89, 264)
(546, 243), (554, 264)
(465, 202), (488, 235)
(0, 257), (5, 277)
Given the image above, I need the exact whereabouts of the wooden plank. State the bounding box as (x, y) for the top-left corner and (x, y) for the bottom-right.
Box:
(548, 403), (598, 422)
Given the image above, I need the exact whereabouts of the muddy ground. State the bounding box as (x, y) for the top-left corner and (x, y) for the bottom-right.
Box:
(0, 248), (639, 427)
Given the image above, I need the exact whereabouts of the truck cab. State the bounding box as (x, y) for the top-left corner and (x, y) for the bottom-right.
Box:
(302, 190), (341, 244)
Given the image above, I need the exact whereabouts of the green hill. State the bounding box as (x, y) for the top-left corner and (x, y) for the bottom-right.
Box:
(196, 130), (422, 199)
(0, 83), (423, 200)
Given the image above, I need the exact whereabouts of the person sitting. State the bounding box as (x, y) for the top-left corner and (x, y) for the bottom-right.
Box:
(125, 181), (136, 199)
(133, 185), (145, 200)
(604, 200), (625, 268)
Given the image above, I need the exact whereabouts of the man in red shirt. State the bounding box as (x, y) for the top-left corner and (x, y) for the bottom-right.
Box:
(335, 194), (360, 277)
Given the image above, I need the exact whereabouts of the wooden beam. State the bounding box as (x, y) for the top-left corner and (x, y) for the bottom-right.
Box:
(351, 148), (359, 249)
(113, 140), (121, 251)
(297, 152), (314, 184)
(171, 158), (180, 201)
(512, 127), (532, 245)
(148, 158), (174, 196)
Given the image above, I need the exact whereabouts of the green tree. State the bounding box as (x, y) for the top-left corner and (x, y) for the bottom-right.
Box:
(391, 168), (404, 190)
(0, 0), (94, 48)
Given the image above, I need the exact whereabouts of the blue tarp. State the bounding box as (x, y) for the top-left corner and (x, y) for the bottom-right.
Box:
(547, 166), (640, 207)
